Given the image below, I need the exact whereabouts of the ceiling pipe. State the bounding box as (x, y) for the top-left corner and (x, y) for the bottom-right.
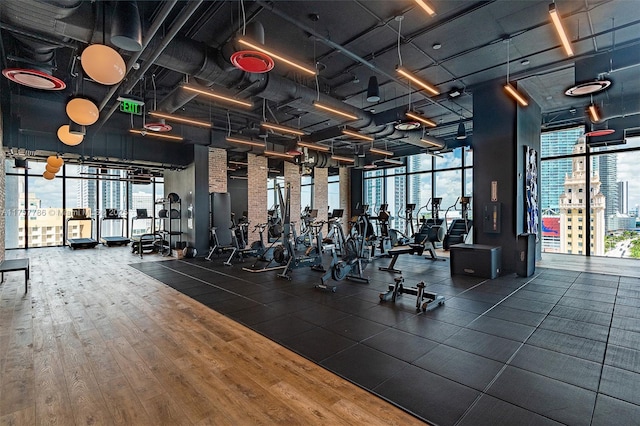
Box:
(91, 0), (200, 135)
(97, 0), (179, 112)
(2, 0), (448, 154)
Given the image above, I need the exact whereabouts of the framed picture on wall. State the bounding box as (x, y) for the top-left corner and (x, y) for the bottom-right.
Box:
(525, 145), (539, 241)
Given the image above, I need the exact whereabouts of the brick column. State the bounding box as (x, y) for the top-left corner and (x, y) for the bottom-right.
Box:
(314, 167), (328, 222)
(247, 154), (268, 230)
(339, 166), (351, 236)
(284, 161), (301, 228)
(208, 147), (227, 193)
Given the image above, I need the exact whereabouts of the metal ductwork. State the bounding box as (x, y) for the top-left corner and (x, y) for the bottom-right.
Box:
(2, 0), (448, 158)
(574, 44), (640, 122)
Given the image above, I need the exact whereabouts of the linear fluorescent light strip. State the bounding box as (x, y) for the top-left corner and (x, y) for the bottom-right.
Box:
(406, 111), (437, 127)
(384, 158), (404, 165)
(237, 37), (316, 76)
(331, 155), (355, 163)
(420, 138), (444, 149)
(504, 83), (529, 107)
(397, 67), (439, 96)
(342, 129), (374, 141)
(129, 129), (183, 141)
(370, 147), (394, 156)
(225, 136), (265, 147)
(264, 150), (294, 158)
(183, 85), (252, 108)
(149, 111), (212, 128)
(298, 141), (330, 152)
(414, 0), (436, 16)
(588, 105), (600, 122)
(548, 3), (574, 57)
(261, 122), (306, 136)
(313, 102), (359, 121)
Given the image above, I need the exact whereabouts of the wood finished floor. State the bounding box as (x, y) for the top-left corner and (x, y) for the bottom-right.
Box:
(0, 246), (425, 425)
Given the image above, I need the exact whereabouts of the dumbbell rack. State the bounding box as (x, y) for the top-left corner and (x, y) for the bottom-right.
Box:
(155, 196), (182, 256)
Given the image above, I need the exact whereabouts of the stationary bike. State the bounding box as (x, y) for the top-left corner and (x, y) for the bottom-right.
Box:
(275, 183), (326, 280)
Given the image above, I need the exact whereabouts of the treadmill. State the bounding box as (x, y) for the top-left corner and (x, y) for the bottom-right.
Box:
(99, 209), (130, 246)
(67, 208), (99, 249)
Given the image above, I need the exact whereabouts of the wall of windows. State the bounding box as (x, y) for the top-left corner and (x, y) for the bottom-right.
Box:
(541, 127), (640, 258)
(5, 160), (163, 248)
(363, 147), (472, 235)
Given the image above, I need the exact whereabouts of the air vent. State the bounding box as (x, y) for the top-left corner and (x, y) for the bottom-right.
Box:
(565, 80), (611, 96)
(230, 51), (274, 73)
(2, 68), (66, 90)
(143, 118), (172, 132)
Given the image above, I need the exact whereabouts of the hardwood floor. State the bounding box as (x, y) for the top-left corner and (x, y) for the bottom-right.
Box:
(0, 247), (425, 425)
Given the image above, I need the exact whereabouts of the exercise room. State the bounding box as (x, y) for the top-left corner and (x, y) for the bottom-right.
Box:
(1, 1), (640, 425)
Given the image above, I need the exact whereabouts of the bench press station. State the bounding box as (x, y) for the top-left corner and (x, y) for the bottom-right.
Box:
(378, 244), (425, 274)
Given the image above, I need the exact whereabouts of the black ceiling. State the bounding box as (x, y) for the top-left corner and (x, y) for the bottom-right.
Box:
(1, 0), (639, 168)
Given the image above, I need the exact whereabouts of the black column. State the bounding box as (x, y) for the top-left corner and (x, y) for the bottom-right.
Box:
(472, 81), (541, 273)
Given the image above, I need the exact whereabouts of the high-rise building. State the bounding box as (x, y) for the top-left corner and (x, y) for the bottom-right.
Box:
(618, 181), (629, 215)
(597, 154), (618, 231)
(559, 141), (605, 255)
(540, 127), (584, 213)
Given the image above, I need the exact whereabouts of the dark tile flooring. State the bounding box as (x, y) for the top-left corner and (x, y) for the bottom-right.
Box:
(130, 253), (640, 425)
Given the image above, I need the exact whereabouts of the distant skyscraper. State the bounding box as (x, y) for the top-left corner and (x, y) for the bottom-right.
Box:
(618, 181), (629, 215)
(540, 127), (584, 213)
(598, 154), (618, 231)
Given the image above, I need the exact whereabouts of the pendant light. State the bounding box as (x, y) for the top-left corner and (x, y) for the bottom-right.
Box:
(366, 76), (380, 102)
(456, 118), (467, 140)
(47, 155), (64, 168)
(66, 97), (99, 126)
(503, 39), (528, 107)
(57, 125), (84, 146)
(80, 2), (126, 85)
(110, 1), (143, 52)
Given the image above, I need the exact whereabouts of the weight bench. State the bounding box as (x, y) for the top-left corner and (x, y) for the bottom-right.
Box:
(0, 258), (30, 293)
(378, 244), (424, 274)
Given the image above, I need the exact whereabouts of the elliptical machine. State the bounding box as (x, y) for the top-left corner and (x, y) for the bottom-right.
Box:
(414, 198), (446, 261)
(323, 209), (346, 255)
(442, 196), (473, 250)
(373, 203), (393, 257)
(388, 203), (415, 246)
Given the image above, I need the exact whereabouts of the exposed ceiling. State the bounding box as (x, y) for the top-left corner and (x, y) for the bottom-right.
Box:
(1, 0), (639, 170)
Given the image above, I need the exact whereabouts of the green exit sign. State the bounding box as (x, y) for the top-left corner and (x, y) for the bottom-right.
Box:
(120, 99), (142, 115)
(117, 96), (144, 115)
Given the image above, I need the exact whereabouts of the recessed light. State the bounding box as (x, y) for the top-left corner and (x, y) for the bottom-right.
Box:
(520, 59), (530, 65)
(432, 43), (442, 50)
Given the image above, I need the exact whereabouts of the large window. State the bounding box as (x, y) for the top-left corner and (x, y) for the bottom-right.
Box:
(5, 160), (164, 248)
(541, 127), (640, 258)
(363, 148), (472, 236)
(328, 174), (340, 212)
(301, 175), (313, 210)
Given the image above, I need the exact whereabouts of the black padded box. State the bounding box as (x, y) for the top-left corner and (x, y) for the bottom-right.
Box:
(450, 244), (502, 279)
(516, 233), (536, 277)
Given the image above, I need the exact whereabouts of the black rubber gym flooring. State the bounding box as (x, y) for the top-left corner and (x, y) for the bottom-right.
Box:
(130, 252), (640, 425)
